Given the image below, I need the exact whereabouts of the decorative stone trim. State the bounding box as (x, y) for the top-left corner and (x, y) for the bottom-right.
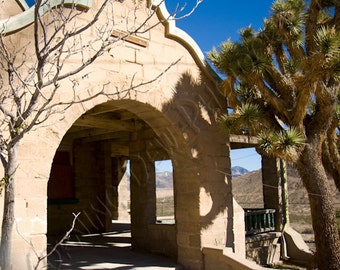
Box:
(16, 0), (30, 11)
(148, 0), (222, 84)
(0, 0), (92, 34)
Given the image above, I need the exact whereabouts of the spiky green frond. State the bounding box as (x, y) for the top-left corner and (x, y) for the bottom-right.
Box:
(209, 0), (340, 166)
(317, 9), (333, 25)
(271, 0), (305, 15)
(218, 114), (236, 135)
(219, 103), (264, 136)
(235, 83), (258, 103)
(320, 0), (338, 6)
(262, 19), (282, 44)
(258, 127), (305, 161)
(238, 103), (263, 125)
(284, 57), (301, 74)
(220, 39), (236, 52)
(331, 61), (340, 81)
(208, 32), (272, 78)
(258, 129), (275, 154)
(336, 104), (340, 121)
(245, 38), (272, 74)
(314, 26), (340, 58)
(207, 48), (222, 71)
(275, 128), (305, 151)
(239, 26), (255, 41)
(207, 40), (240, 75)
(271, 0), (305, 41)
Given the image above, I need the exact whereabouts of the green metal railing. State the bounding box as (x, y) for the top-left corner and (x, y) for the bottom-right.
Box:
(244, 208), (276, 235)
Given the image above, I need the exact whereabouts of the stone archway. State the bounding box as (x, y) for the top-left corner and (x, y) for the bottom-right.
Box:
(2, 1), (234, 268)
(47, 99), (201, 266)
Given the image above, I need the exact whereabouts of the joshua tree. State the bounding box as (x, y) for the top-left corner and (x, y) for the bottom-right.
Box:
(208, 0), (340, 269)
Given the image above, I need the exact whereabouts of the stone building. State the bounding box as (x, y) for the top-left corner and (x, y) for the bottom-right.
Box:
(0, 1), (311, 269)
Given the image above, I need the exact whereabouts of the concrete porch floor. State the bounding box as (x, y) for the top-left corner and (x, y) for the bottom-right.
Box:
(47, 221), (183, 270)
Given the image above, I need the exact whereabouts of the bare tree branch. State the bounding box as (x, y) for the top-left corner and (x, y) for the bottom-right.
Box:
(15, 212), (80, 270)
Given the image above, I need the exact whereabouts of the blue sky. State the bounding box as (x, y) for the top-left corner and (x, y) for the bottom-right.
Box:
(165, 1), (274, 53)
(165, 1), (275, 171)
(26, 0), (35, 7)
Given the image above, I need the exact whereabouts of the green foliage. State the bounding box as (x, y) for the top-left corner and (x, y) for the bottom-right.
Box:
(314, 26), (340, 58)
(239, 26), (254, 41)
(284, 57), (301, 74)
(258, 129), (275, 153)
(258, 128), (305, 161)
(336, 104), (340, 121)
(270, 0), (305, 39)
(275, 128), (305, 151)
(238, 103), (263, 128)
(219, 114), (236, 135)
(271, 0), (305, 13)
(219, 103), (263, 135)
(208, 0), (340, 165)
(235, 84), (250, 102)
(209, 1), (340, 267)
(208, 35), (272, 78)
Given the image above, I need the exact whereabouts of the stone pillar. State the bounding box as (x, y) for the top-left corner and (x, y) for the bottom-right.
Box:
(110, 155), (130, 221)
(10, 178), (48, 270)
(6, 135), (51, 269)
(110, 156), (120, 221)
(72, 141), (113, 234)
(261, 156), (286, 231)
(198, 149), (234, 252)
(173, 162), (202, 269)
(130, 154), (156, 249)
(103, 142), (116, 231)
(117, 158), (130, 221)
(233, 198), (246, 257)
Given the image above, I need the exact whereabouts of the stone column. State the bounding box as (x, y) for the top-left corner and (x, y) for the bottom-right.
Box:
(261, 156), (288, 231)
(199, 142), (234, 251)
(117, 158), (130, 221)
(130, 154), (156, 249)
(102, 142), (116, 231)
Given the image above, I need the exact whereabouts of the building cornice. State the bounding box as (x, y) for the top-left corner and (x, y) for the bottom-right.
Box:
(1, 0), (222, 87)
(148, 0), (222, 85)
(0, 0), (92, 34)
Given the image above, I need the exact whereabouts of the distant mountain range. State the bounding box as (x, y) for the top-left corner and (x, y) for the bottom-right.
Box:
(232, 165), (340, 216)
(231, 166), (249, 178)
(155, 171), (173, 189)
(154, 166), (339, 215)
(152, 165), (339, 237)
(154, 166), (250, 190)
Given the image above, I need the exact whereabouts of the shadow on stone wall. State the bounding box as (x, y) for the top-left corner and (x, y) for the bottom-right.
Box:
(162, 71), (233, 236)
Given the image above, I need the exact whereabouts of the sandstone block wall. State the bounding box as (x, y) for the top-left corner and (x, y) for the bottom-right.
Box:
(0, 1), (235, 269)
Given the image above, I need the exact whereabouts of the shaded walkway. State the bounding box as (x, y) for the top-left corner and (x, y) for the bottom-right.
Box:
(48, 222), (183, 270)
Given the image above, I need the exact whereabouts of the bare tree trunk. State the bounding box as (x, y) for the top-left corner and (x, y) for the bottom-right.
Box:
(0, 146), (18, 270)
(297, 144), (340, 270)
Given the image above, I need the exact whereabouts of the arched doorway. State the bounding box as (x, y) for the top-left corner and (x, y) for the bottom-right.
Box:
(47, 100), (200, 268)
